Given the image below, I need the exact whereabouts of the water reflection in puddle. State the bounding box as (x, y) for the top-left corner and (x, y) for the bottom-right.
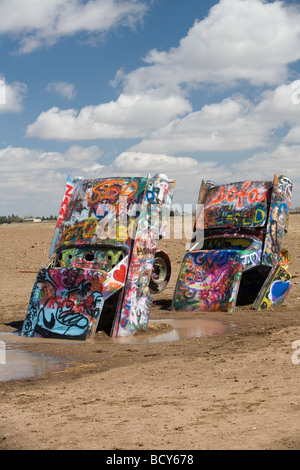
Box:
(114, 318), (230, 344)
(0, 318), (232, 380)
(0, 332), (72, 382)
(0, 350), (67, 382)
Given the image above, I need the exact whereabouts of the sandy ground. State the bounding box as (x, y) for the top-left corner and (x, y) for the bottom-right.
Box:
(0, 216), (299, 450)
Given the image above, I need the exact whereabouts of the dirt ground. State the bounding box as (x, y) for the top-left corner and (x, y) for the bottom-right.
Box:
(0, 216), (299, 450)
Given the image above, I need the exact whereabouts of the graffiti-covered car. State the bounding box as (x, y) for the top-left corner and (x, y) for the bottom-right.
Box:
(21, 174), (175, 340)
(172, 174), (293, 313)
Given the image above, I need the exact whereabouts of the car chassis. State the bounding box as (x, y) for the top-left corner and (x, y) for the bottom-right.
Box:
(21, 174), (175, 340)
(172, 174), (293, 313)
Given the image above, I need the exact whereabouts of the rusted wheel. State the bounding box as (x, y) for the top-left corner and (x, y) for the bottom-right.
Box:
(149, 251), (171, 294)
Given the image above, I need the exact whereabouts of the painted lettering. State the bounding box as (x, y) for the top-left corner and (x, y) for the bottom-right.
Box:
(62, 219), (98, 244)
(87, 179), (138, 205)
(209, 181), (266, 208)
(57, 183), (74, 227)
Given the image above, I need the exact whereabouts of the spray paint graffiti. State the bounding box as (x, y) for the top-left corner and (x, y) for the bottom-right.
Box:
(204, 180), (272, 229)
(22, 268), (104, 340)
(22, 174), (175, 340)
(172, 174), (292, 313)
(262, 174), (293, 266)
(173, 250), (244, 312)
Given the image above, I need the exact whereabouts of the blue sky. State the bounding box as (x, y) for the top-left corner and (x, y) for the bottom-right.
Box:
(0, 0), (300, 216)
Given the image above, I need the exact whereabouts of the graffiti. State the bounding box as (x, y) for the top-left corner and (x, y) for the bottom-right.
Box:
(22, 173), (174, 340)
(253, 265), (292, 311)
(208, 181), (267, 208)
(173, 174), (292, 313)
(22, 268), (105, 340)
(270, 220), (280, 254)
(240, 251), (261, 269)
(114, 174), (175, 337)
(54, 247), (126, 275)
(204, 180), (272, 229)
(50, 174), (74, 254)
(204, 205), (267, 228)
(172, 251), (244, 312)
(116, 237), (157, 336)
(61, 218), (98, 245)
(87, 179), (139, 205)
(263, 175), (293, 266)
(57, 182), (74, 227)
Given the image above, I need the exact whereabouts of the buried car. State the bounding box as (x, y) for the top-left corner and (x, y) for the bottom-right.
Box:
(172, 174), (293, 313)
(21, 174), (174, 340)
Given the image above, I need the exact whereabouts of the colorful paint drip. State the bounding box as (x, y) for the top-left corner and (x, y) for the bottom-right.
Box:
(21, 174), (175, 340)
(172, 174), (293, 313)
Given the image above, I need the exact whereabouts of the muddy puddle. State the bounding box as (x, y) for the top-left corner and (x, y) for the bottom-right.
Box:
(0, 333), (74, 382)
(114, 318), (231, 344)
(0, 318), (232, 381)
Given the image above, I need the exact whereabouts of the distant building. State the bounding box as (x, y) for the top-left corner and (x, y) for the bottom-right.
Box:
(23, 217), (42, 223)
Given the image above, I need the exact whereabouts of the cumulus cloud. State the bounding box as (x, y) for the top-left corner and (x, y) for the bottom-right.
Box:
(26, 81), (300, 151)
(24, 1), (300, 150)
(255, 82), (300, 126)
(46, 82), (76, 100)
(284, 127), (300, 144)
(121, 0), (300, 92)
(26, 90), (191, 140)
(2, 142), (299, 217)
(0, 144), (105, 214)
(229, 144), (300, 204)
(0, 144), (228, 215)
(230, 144), (300, 181)
(131, 82), (300, 153)
(0, 0), (147, 53)
(0, 78), (27, 113)
(131, 96), (263, 153)
(112, 147), (300, 207)
(0, 144), (103, 190)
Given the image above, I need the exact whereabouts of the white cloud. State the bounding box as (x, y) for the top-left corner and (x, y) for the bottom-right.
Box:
(255, 81), (300, 127)
(228, 144), (300, 207)
(0, 79), (27, 113)
(112, 147), (300, 207)
(284, 127), (300, 144)
(24, 0), (300, 150)
(26, 81), (300, 152)
(26, 90), (191, 140)
(132, 95), (264, 153)
(229, 144), (300, 181)
(0, 0), (147, 53)
(0, 144), (104, 214)
(121, 0), (300, 92)
(1, 143), (299, 217)
(0, 144), (227, 215)
(46, 81), (76, 100)
(112, 151), (232, 207)
(131, 82), (300, 153)
(0, 144), (103, 175)
(113, 151), (225, 183)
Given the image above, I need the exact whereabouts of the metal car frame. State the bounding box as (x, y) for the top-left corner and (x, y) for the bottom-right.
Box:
(172, 174), (293, 313)
(21, 174), (175, 340)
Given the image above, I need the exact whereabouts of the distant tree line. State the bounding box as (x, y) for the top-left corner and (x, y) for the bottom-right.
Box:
(39, 215), (58, 221)
(0, 214), (24, 224)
